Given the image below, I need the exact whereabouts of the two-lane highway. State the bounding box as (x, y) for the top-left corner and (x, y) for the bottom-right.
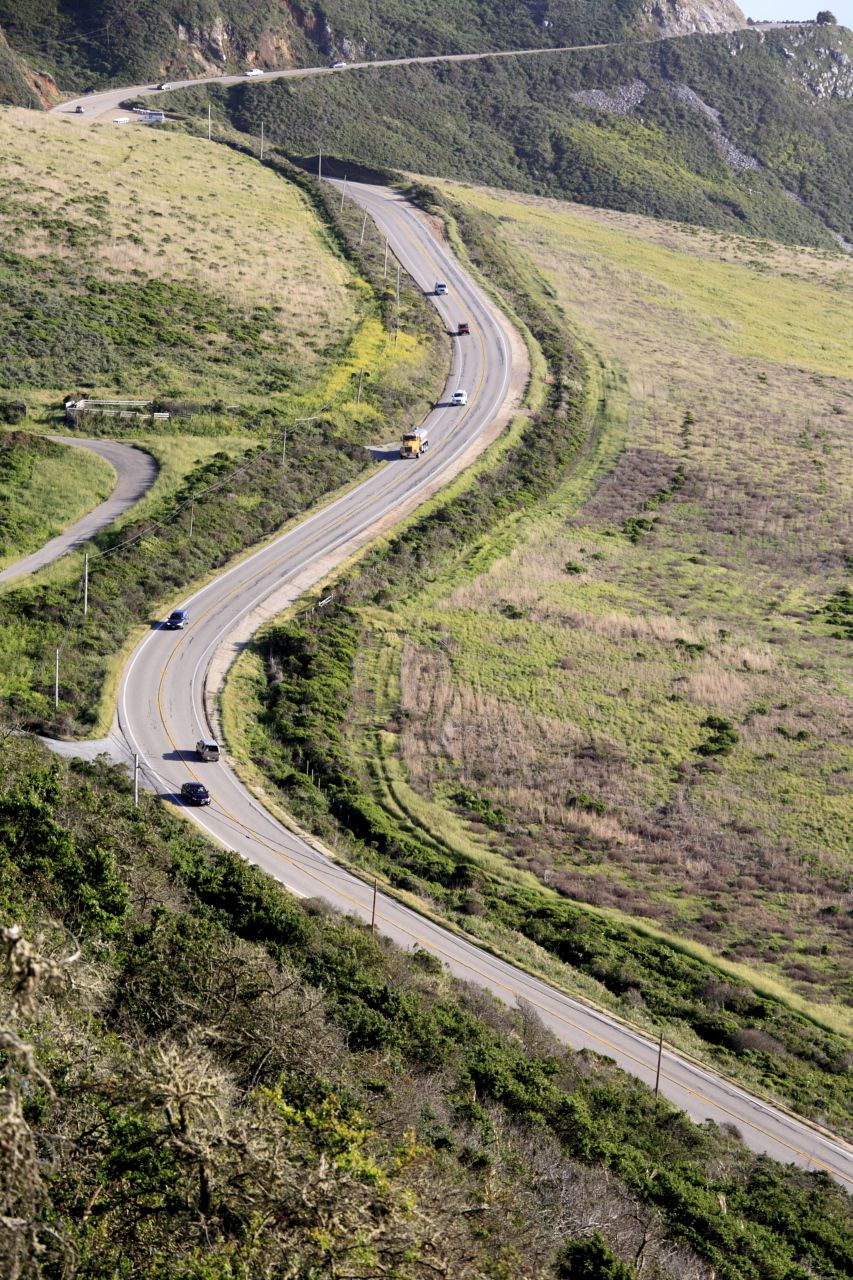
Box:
(111, 180), (853, 1187)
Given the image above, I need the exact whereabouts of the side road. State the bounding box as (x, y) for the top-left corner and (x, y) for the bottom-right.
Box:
(0, 437), (157, 587)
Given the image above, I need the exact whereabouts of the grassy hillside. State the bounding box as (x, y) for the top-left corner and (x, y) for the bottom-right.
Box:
(0, 116), (446, 738)
(223, 182), (853, 1129)
(2, 731), (851, 1280)
(214, 24), (853, 247)
(0, 433), (115, 570)
(0, 0), (652, 95)
(387, 185), (853, 1005)
(0, 109), (359, 408)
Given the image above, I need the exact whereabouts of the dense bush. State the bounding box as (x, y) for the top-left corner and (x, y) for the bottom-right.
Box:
(1, 733), (851, 1278)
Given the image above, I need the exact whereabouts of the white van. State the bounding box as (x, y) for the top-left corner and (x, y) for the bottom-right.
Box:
(434, 281), (448, 295)
(450, 389), (468, 405)
(196, 738), (220, 762)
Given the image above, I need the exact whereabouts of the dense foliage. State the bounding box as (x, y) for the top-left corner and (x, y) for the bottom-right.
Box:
(1, 732), (851, 1279)
(220, 25), (853, 246)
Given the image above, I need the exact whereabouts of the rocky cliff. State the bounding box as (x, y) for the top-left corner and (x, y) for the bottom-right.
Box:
(643, 0), (745, 35)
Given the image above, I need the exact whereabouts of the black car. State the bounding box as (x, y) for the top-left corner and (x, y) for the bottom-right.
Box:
(180, 781), (210, 806)
(166, 609), (189, 629)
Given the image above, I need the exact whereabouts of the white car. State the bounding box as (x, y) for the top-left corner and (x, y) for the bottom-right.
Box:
(450, 389), (468, 406)
(245, 68), (264, 76)
(330, 61), (347, 69)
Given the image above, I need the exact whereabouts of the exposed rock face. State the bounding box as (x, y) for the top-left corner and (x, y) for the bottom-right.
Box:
(643, 0), (745, 36)
(667, 81), (760, 170)
(0, 23), (58, 106)
(571, 80), (649, 115)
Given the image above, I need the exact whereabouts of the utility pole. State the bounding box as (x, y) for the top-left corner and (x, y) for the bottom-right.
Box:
(383, 239), (389, 279)
(260, 119), (264, 161)
(395, 261), (401, 351)
(281, 425), (287, 464)
(654, 1032), (664, 1098)
(370, 878), (378, 936)
(340, 175), (347, 211)
(133, 753), (139, 806)
(359, 211), (367, 245)
(189, 496), (194, 538)
(83, 552), (89, 617)
(207, 102), (211, 140)
(54, 648), (60, 709)
(356, 369), (365, 404)
(318, 148), (322, 181)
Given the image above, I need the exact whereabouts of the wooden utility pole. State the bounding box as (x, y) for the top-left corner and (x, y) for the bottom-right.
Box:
(133, 753), (139, 806)
(54, 648), (59, 709)
(83, 553), (89, 617)
(654, 1033), (664, 1098)
(370, 879), (378, 935)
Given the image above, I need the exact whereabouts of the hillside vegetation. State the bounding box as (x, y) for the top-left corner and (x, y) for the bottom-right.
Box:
(215, 24), (853, 247)
(224, 182), (853, 1130)
(0, 0), (716, 95)
(2, 732), (851, 1280)
(0, 117), (445, 739)
(0, 433), (115, 571)
(0, 110), (357, 408)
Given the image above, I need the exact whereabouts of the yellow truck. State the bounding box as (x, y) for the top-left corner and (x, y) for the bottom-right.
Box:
(399, 427), (429, 459)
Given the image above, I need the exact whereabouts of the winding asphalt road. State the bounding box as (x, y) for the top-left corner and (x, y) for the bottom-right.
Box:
(45, 63), (852, 1185)
(104, 179), (852, 1187)
(51, 41), (628, 121)
(0, 438), (157, 586)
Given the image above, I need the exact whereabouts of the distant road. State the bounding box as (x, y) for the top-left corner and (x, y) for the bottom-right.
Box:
(106, 176), (853, 1188)
(0, 438), (157, 586)
(49, 36), (698, 121)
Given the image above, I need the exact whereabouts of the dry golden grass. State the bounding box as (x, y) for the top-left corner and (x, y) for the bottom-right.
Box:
(381, 183), (853, 1004)
(0, 108), (355, 368)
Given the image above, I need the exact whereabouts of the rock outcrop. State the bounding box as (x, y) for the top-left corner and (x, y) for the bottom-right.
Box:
(643, 0), (746, 36)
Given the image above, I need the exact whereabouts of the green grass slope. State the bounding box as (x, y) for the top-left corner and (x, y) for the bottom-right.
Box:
(218, 24), (853, 247)
(0, 114), (445, 739)
(0, 109), (359, 408)
(0, 432), (115, 570)
(2, 731), (851, 1280)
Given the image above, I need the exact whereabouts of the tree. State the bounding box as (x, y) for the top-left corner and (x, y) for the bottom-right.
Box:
(816, 10), (837, 22)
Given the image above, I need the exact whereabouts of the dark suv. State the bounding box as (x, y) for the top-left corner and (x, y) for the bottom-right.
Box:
(180, 781), (210, 806)
(166, 609), (189, 629)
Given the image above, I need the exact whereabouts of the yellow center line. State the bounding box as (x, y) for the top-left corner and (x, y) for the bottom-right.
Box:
(144, 192), (852, 1187)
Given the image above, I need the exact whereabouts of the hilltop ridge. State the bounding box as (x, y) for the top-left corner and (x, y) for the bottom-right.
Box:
(0, 0), (745, 100)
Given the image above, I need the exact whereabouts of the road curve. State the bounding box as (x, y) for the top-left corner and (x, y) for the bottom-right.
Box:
(110, 179), (853, 1187)
(0, 437), (157, 587)
(52, 38), (665, 122)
